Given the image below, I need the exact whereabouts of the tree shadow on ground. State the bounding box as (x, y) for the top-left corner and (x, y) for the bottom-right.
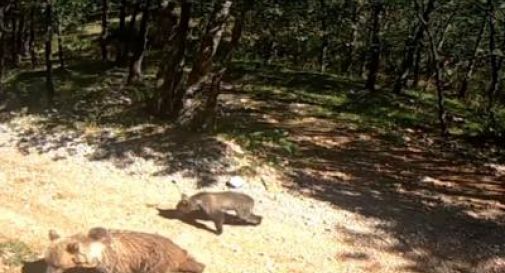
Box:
(220, 100), (505, 271)
(285, 138), (504, 273)
(220, 67), (505, 273)
(1, 59), (231, 188)
(3, 60), (504, 272)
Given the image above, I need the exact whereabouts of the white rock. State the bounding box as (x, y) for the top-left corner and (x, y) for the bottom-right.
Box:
(227, 175), (246, 188)
(486, 163), (505, 176)
(420, 176), (440, 184)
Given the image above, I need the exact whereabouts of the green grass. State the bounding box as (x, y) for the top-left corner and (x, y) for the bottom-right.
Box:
(219, 62), (505, 163)
(234, 62), (505, 135)
(3, 16), (504, 165)
(219, 127), (298, 165)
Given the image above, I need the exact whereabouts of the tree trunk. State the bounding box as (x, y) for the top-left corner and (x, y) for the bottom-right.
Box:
(153, 1), (177, 47)
(22, 19), (30, 58)
(202, 7), (246, 129)
(365, 0), (384, 91)
(485, 0), (500, 129)
(319, 0), (328, 73)
(0, 9), (5, 95)
(55, 13), (64, 69)
(0, 5), (10, 33)
(0, 4), (12, 97)
(425, 18), (448, 137)
(16, 13), (25, 62)
(115, 0), (127, 64)
(100, 0), (109, 61)
(127, 0), (150, 84)
(29, 5), (37, 68)
(11, 11), (18, 67)
(412, 45), (422, 87)
(176, 0), (234, 130)
(154, 2), (179, 78)
(344, 0), (359, 76)
(459, 15), (486, 99)
(123, 0), (140, 64)
(44, 0), (55, 104)
(186, 1), (233, 86)
(393, 0), (436, 94)
(153, 0), (192, 116)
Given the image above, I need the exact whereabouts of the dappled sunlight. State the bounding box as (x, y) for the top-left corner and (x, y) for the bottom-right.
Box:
(218, 68), (505, 273)
(0, 1), (504, 272)
(0, 35), (503, 273)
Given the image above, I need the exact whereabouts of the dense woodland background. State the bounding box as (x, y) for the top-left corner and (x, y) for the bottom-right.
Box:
(0, 0), (503, 144)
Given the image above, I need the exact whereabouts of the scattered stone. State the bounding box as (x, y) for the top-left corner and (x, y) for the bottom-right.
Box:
(227, 176), (246, 188)
(486, 164), (505, 176)
(474, 257), (505, 273)
(420, 176), (441, 184)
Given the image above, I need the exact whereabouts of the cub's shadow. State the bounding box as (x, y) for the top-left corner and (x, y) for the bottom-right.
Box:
(157, 209), (259, 235)
(21, 260), (47, 273)
(22, 259), (100, 273)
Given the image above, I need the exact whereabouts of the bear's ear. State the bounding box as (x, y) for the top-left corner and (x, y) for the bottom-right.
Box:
(49, 229), (60, 241)
(88, 227), (111, 243)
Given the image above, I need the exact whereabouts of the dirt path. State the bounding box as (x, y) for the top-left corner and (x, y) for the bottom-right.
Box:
(0, 117), (420, 273)
(0, 86), (503, 273)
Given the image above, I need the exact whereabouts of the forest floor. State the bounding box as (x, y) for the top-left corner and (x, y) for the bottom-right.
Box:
(0, 56), (504, 272)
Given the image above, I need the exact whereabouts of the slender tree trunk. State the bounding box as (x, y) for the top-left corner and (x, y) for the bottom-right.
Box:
(119, 0), (127, 35)
(0, 3), (12, 86)
(176, 0), (233, 130)
(365, 0), (384, 91)
(44, 0), (55, 104)
(0, 13), (5, 95)
(485, 0), (500, 128)
(22, 21), (30, 58)
(202, 7), (246, 129)
(100, 0), (108, 61)
(124, 0), (140, 64)
(412, 45), (422, 87)
(154, 0), (192, 116)
(16, 13), (25, 61)
(459, 15), (486, 98)
(0, 4), (11, 97)
(29, 5), (37, 68)
(11, 11), (18, 67)
(155, 2), (177, 47)
(0, 5), (9, 33)
(344, 0), (359, 76)
(127, 0), (150, 84)
(154, 2), (179, 78)
(115, 0), (127, 64)
(393, 0), (436, 94)
(55, 14), (64, 69)
(436, 11), (456, 52)
(186, 1), (232, 86)
(425, 20), (448, 137)
(319, 0), (329, 73)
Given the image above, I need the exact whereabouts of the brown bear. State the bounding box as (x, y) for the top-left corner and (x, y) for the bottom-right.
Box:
(44, 227), (205, 273)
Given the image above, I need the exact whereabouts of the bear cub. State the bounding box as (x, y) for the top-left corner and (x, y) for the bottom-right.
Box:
(176, 191), (262, 235)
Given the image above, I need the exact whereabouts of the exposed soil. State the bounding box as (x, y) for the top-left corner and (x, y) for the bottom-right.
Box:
(0, 87), (504, 273)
